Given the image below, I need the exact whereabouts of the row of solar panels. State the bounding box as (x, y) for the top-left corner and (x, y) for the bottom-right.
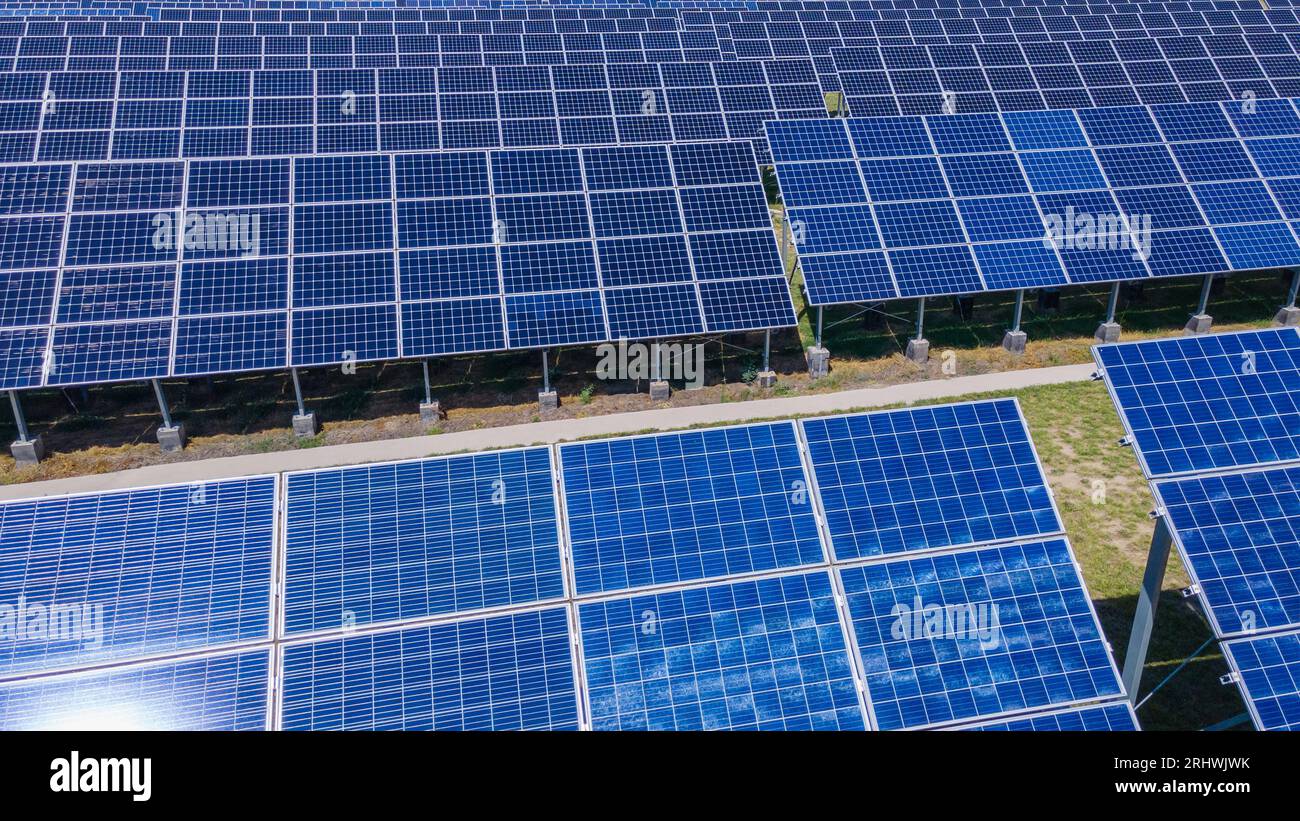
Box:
(0, 396), (1137, 730)
(0, 18), (689, 35)
(2, 11), (1288, 38)
(1094, 326), (1300, 731)
(5, 6), (1294, 37)
(0, 12), (1283, 37)
(6, 29), (1298, 102)
(767, 99), (1300, 306)
(0, 62), (826, 165)
(2, 23), (1293, 63)
(3, 10), (1293, 103)
(0, 140), (797, 389)
(3, 1), (1278, 21)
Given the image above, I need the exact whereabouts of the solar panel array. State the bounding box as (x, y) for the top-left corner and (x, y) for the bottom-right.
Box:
(0, 475), (277, 677)
(840, 537), (1124, 729)
(6, 0), (1300, 395)
(767, 99), (1300, 306)
(1095, 327), (1300, 479)
(0, 139), (795, 389)
(0, 61), (822, 163)
(1094, 327), (1300, 731)
(1152, 464), (1300, 638)
(282, 446), (563, 634)
(0, 476), (277, 730)
(801, 399), (1062, 560)
(0, 397), (1135, 731)
(557, 421), (824, 595)
(1221, 627), (1300, 731)
(833, 36), (1300, 118)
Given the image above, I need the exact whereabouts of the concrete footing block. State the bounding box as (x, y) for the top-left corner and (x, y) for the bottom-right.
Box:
(157, 425), (186, 452)
(1275, 306), (1300, 327)
(905, 338), (929, 365)
(292, 412), (319, 437)
(10, 436), (44, 466)
(1184, 314), (1213, 335)
(538, 390), (558, 411)
(1094, 321), (1122, 344)
(649, 380), (671, 401)
(806, 346), (830, 378)
(1002, 330), (1027, 354)
(419, 401), (442, 425)
(755, 370), (777, 388)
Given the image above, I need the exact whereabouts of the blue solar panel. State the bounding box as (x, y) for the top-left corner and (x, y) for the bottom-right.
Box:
(283, 447), (562, 635)
(801, 399), (1062, 562)
(6, 136), (793, 389)
(1222, 628), (1300, 731)
(577, 570), (865, 730)
(840, 538), (1124, 730)
(1094, 328), (1300, 478)
(699, 277), (796, 333)
(0, 476), (276, 677)
(961, 700), (1139, 731)
(279, 606), (579, 731)
(0, 327), (48, 390)
(558, 422), (824, 596)
(767, 100), (1300, 307)
(1153, 464), (1300, 638)
(174, 313), (288, 376)
(0, 649), (270, 731)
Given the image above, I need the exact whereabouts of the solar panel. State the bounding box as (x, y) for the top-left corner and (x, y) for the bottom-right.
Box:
(766, 99), (1300, 306)
(0, 476), (276, 677)
(557, 421), (825, 596)
(278, 606), (580, 730)
(5, 58), (820, 161)
(831, 35), (1300, 121)
(1093, 328), (1300, 478)
(839, 537), (1124, 730)
(282, 447), (563, 635)
(576, 570), (867, 730)
(0, 648), (270, 731)
(1222, 628), (1300, 731)
(1152, 464), (1300, 638)
(959, 700), (1139, 730)
(7, 139), (794, 389)
(801, 399), (1062, 562)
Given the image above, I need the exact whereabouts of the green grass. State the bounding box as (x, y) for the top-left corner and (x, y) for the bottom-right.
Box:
(1013, 381), (1241, 731)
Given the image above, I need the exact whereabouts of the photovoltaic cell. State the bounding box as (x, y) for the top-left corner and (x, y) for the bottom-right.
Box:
(1094, 328), (1300, 478)
(0, 649), (270, 731)
(558, 422), (824, 596)
(577, 571), (866, 731)
(0, 476), (276, 677)
(801, 399), (1062, 562)
(279, 606), (579, 731)
(840, 538), (1124, 730)
(1222, 628), (1300, 731)
(1153, 464), (1300, 638)
(282, 448), (562, 635)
